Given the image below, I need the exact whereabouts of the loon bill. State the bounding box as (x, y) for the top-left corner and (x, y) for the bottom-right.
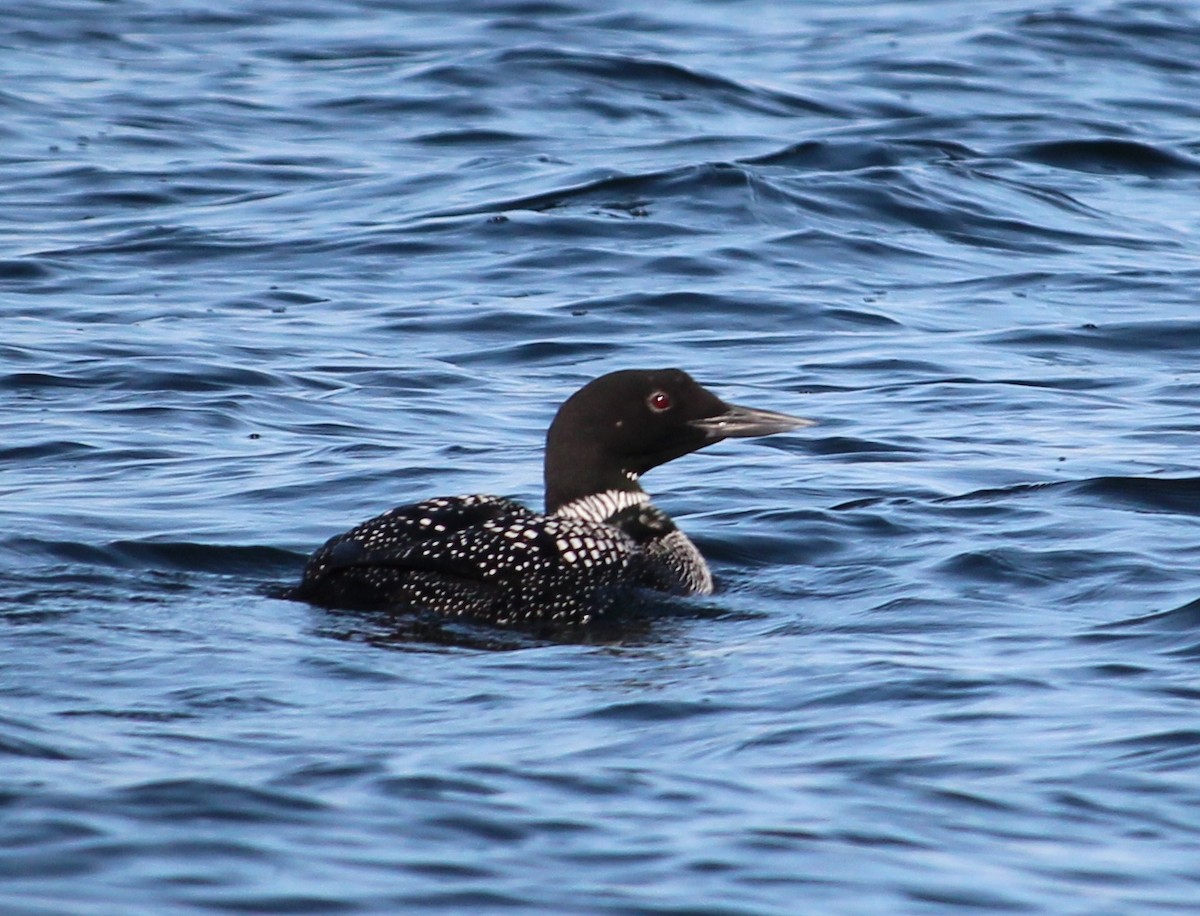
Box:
(287, 368), (813, 626)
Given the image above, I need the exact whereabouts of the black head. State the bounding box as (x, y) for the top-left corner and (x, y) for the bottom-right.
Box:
(543, 368), (812, 513)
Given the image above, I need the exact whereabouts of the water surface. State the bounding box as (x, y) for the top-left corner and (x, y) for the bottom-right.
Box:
(3, 1), (1200, 912)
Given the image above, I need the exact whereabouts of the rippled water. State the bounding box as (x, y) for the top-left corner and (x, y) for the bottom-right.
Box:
(4, 0), (1200, 912)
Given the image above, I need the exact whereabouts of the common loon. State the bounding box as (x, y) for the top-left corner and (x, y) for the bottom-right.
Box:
(288, 368), (812, 627)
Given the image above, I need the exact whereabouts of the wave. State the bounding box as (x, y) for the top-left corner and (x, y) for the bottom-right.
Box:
(1004, 139), (1200, 177)
(0, 537), (299, 576)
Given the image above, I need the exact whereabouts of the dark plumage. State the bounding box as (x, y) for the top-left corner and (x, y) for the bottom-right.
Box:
(287, 368), (812, 626)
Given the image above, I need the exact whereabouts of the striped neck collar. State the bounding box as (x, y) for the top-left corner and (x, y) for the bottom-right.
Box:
(552, 488), (650, 524)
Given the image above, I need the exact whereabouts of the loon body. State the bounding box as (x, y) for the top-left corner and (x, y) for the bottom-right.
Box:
(289, 368), (811, 626)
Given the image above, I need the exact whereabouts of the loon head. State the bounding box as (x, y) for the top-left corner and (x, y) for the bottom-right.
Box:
(543, 368), (813, 514)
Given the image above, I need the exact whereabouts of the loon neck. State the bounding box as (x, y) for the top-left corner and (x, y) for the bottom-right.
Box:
(543, 432), (648, 518)
(552, 487), (650, 524)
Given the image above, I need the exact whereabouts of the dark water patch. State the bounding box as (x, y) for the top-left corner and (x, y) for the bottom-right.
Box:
(1005, 139), (1200, 177)
(513, 767), (651, 801)
(412, 128), (540, 146)
(111, 779), (326, 824)
(448, 337), (622, 368)
(584, 699), (728, 723)
(810, 752), (1015, 784)
(1082, 596), (1200, 640)
(298, 651), (409, 684)
(117, 365), (285, 394)
(7, 22), (152, 53)
(831, 824), (930, 852)
(401, 859), (496, 880)
(938, 481), (1061, 506)
(801, 673), (1005, 711)
(0, 563), (156, 603)
(310, 590), (695, 650)
(0, 816), (104, 850)
(64, 186), (181, 210)
(1105, 729), (1200, 769)
(904, 884), (1030, 912)
(744, 138), (977, 172)
(806, 435), (923, 461)
(1075, 598), (1200, 669)
(384, 304), (568, 336)
(825, 167), (1157, 254)
(822, 306), (902, 327)
(425, 160), (747, 220)
(1015, 8), (1200, 73)
(312, 608), (557, 653)
(988, 320), (1200, 357)
(391, 889), (529, 910)
(1068, 264), (1200, 303)
(735, 722), (825, 753)
(271, 757), (389, 791)
(180, 892), (360, 914)
(992, 375), (1122, 393)
(704, 520), (843, 571)
(1084, 662), (1153, 679)
(340, 232), (459, 259)
(496, 47), (846, 117)
(0, 440), (98, 463)
(422, 812), (528, 844)
(569, 288), (905, 333)
(571, 289), (804, 328)
(311, 91), (494, 120)
(220, 288), (332, 310)
(268, 39), (431, 66)
(182, 156), (361, 186)
(377, 773), (501, 803)
(805, 356), (942, 381)
(3, 362), (289, 396)
(938, 546), (1122, 589)
(58, 707), (198, 724)
(0, 537), (299, 578)
(33, 225), (290, 265)
(2, 371), (97, 394)
(1070, 476), (1200, 516)
(165, 686), (293, 715)
(0, 731), (76, 762)
(0, 258), (56, 280)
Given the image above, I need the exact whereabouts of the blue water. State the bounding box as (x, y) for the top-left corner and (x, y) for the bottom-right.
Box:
(3, 0), (1200, 912)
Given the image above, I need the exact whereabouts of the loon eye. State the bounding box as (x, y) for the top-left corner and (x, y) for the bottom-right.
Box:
(647, 391), (672, 412)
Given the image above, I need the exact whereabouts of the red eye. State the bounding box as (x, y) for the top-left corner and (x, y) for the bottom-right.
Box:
(648, 391), (672, 412)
